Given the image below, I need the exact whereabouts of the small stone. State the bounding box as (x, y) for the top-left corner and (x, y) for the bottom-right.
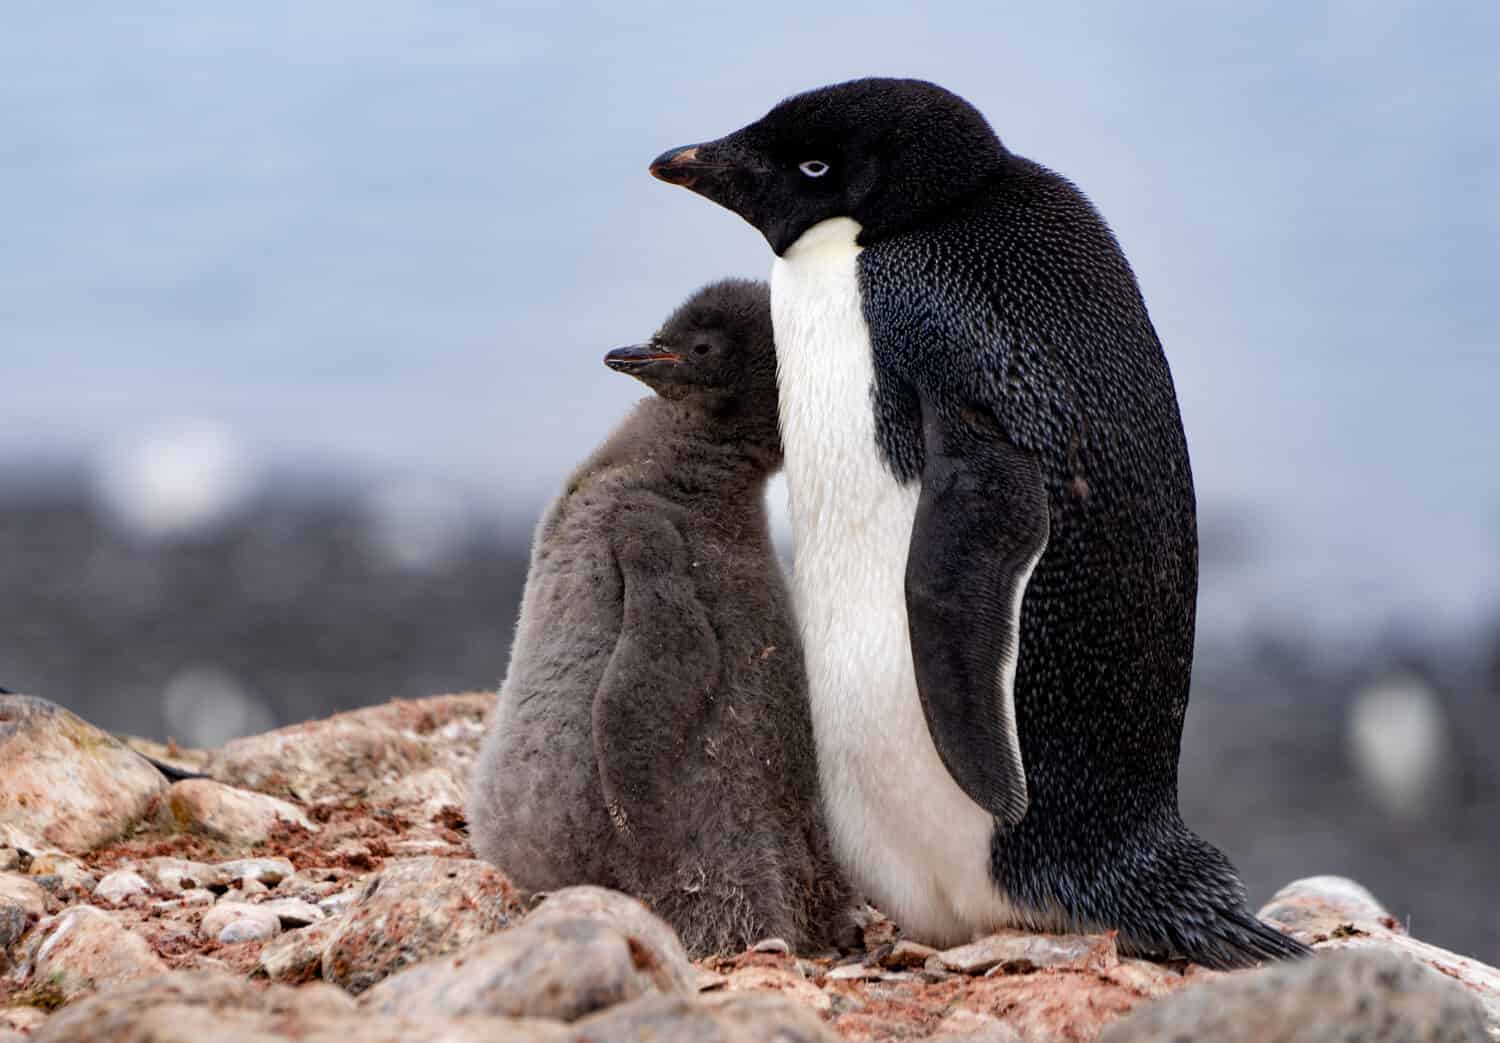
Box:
(859, 910), (900, 949)
(259, 918), (340, 984)
(321, 856), (519, 994)
(880, 939), (938, 969)
(825, 961), (885, 981)
(165, 778), (317, 845)
(139, 857), (230, 893)
(223, 876), (270, 898)
(723, 964), (833, 1011)
(0, 871), (48, 918)
(1099, 948), (1488, 1043)
(259, 897), (324, 928)
(202, 902), (281, 943)
(751, 936), (790, 955)
(0, 1008), (48, 1035)
(316, 888), (360, 916)
(936, 929), (1113, 975)
(0, 694), (168, 853)
(27, 854), (97, 897)
(218, 857), (295, 887)
(29, 906), (167, 1000)
(93, 869), (152, 903)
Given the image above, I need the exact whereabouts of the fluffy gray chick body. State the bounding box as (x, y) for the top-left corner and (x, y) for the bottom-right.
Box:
(468, 279), (852, 957)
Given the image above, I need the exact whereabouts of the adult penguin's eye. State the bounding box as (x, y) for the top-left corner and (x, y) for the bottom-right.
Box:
(798, 160), (830, 178)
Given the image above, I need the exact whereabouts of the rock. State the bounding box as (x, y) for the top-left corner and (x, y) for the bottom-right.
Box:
(881, 939), (939, 969)
(259, 918), (341, 983)
(164, 777), (317, 844)
(218, 857), (295, 887)
(1100, 948), (1488, 1043)
(205, 693), (491, 803)
(370, 766), (467, 820)
(0, 1008), (49, 1036)
(0, 902), (28, 954)
(362, 914), (672, 1021)
(0, 871), (48, 919)
(28, 906), (167, 1000)
(928, 1007), (1024, 1042)
(936, 928), (1115, 975)
(1260, 875), (1500, 1033)
(139, 857), (229, 893)
(0, 694), (168, 853)
(321, 856), (519, 994)
(526, 885), (696, 994)
(202, 902), (282, 944)
(224, 876), (270, 898)
(721, 965), (831, 1011)
(29, 970), (352, 1043)
(93, 868), (152, 903)
(316, 888), (360, 916)
(579, 991), (841, 1042)
(259, 897), (324, 928)
(27, 853), (98, 898)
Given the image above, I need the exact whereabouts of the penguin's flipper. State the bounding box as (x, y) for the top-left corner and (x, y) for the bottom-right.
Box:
(905, 399), (1049, 828)
(592, 508), (721, 843)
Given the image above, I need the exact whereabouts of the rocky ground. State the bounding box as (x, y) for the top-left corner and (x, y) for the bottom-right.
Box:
(1, 690), (1495, 1042)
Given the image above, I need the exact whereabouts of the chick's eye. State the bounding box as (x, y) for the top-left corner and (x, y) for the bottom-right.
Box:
(692, 343), (712, 356)
(798, 160), (830, 178)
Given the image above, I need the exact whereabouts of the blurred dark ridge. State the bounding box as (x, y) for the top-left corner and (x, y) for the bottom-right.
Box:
(0, 474), (1496, 964)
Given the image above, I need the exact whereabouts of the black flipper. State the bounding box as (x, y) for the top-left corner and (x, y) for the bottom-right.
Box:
(905, 398), (1048, 828)
(592, 509), (720, 841)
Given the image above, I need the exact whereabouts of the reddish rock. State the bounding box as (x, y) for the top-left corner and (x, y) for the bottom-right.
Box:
(0, 695), (167, 853)
(165, 778), (317, 845)
(321, 856), (519, 994)
(580, 990), (841, 1042)
(27, 906), (167, 1000)
(205, 693), (491, 804)
(1100, 948), (1487, 1043)
(525, 885), (696, 995)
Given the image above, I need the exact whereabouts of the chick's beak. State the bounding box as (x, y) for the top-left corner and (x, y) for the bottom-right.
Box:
(604, 343), (681, 372)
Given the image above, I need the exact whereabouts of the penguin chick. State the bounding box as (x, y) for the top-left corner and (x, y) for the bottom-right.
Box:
(466, 279), (854, 957)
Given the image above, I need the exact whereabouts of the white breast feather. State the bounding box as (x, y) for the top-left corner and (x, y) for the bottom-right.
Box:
(772, 217), (1022, 945)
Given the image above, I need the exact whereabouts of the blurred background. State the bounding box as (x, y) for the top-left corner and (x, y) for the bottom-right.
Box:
(2, 3), (1496, 960)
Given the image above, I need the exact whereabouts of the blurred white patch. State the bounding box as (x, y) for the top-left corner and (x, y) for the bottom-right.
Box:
(95, 422), (255, 540)
(362, 478), (471, 572)
(1347, 673), (1450, 819)
(766, 472), (794, 569)
(161, 665), (274, 748)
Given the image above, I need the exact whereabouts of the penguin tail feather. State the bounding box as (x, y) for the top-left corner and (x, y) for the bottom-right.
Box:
(1195, 906), (1314, 969)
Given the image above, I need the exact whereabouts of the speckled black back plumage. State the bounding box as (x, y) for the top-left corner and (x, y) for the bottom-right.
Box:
(860, 155), (1301, 966)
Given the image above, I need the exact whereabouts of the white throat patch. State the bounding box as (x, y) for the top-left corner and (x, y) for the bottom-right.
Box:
(770, 217), (1020, 945)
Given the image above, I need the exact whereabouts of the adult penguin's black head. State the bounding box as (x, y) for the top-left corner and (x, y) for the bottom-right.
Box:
(651, 78), (1010, 255)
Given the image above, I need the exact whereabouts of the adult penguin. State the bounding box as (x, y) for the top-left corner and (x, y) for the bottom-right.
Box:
(649, 77), (1309, 968)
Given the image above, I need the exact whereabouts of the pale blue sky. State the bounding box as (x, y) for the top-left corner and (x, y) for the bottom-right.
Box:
(2, 2), (1497, 632)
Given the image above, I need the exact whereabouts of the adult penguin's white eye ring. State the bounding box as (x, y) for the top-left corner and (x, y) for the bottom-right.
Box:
(798, 160), (830, 178)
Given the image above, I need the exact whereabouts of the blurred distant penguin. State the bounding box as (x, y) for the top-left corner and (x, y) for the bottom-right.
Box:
(467, 279), (852, 957)
(650, 78), (1309, 967)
